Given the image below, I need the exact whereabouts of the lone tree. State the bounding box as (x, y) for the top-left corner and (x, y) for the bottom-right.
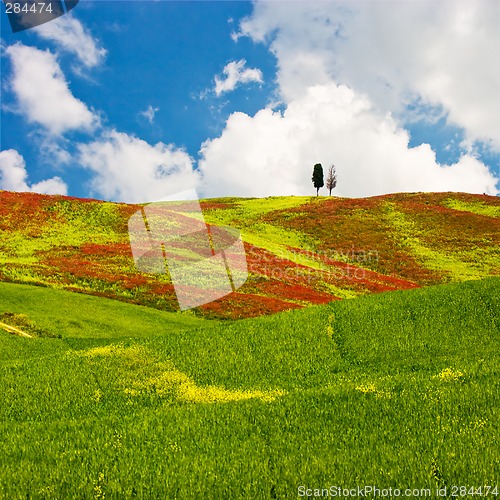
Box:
(312, 163), (324, 196)
(326, 163), (337, 196)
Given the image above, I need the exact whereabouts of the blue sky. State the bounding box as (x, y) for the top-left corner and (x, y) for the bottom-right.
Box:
(1, 0), (499, 201)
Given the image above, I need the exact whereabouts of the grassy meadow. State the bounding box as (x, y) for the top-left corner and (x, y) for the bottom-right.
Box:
(0, 278), (498, 498)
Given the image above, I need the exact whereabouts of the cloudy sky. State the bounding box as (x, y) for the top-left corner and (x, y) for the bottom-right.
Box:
(1, 0), (499, 202)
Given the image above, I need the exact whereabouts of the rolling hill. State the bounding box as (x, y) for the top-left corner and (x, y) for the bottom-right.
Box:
(0, 190), (498, 319)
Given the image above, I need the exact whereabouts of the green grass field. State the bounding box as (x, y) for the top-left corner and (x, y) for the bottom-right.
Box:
(0, 278), (498, 498)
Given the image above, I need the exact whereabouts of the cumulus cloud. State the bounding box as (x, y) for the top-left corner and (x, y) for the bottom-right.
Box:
(214, 59), (263, 96)
(0, 149), (68, 195)
(199, 83), (499, 198)
(196, 1), (499, 198)
(238, 0), (500, 149)
(34, 15), (106, 68)
(5, 43), (98, 135)
(78, 130), (199, 203)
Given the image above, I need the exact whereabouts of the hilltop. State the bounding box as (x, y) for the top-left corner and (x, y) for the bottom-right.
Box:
(0, 190), (498, 319)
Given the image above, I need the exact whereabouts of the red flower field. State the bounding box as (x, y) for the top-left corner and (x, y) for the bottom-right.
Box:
(0, 190), (498, 319)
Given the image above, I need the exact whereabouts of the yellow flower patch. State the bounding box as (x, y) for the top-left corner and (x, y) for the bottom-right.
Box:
(77, 343), (285, 404)
(355, 383), (377, 394)
(434, 367), (465, 382)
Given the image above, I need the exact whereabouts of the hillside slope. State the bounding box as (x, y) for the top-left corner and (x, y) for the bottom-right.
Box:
(0, 278), (498, 497)
(0, 190), (498, 318)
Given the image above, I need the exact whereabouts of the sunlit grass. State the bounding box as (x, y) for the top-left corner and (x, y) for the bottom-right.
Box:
(382, 202), (497, 281)
(443, 198), (500, 217)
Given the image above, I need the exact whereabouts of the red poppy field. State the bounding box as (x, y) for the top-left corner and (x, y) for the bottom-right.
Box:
(0, 190), (498, 319)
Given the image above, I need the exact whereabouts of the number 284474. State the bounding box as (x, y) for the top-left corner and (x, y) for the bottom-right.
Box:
(4, 2), (54, 14)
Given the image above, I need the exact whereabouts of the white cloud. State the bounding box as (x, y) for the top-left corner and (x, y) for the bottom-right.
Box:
(5, 43), (98, 135)
(214, 59), (263, 96)
(30, 177), (69, 195)
(199, 83), (499, 198)
(238, 0), (500, 149)
(139, 105), (160, 125)
(196, 1), (499, 198)
(0, 149), (68, 195)
(78, 130), (199, 203)
(40, 141), (72, 166)
(0, 150), (31, 192)
(34, 15), (106, 68)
